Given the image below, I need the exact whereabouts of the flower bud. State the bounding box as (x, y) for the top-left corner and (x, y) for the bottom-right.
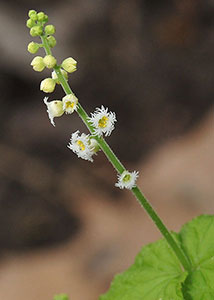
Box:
(37, 12), (45, 22)
(43, 55), (56, 69)
(30, 25), (43, 37)
(28, 10), (37, 18)
(51, 69), (68, 84)
(45, 25), (55, 35)
(40, 78), (56, 93)
(31, 56), (45, 72)
(61, 57), (77, 73)
(27, 42), (40, 54)
(47, 36), (56, 48)
(28, 10), (37, 21)
(44, 97), (64, 126)
(26, 19), (35, 28)
(43, 55), (57, 69)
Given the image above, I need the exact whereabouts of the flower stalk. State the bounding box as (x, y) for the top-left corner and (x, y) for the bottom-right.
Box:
(27, 11), (192, 273)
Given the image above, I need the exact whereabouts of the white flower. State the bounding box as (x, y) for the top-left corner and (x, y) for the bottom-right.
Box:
(115, 170), (139, 190)
(62, 94), (78, 114)
(43, 97), (64, 126)
(68, 130), (96, 162)
(88, 105), (116, 136)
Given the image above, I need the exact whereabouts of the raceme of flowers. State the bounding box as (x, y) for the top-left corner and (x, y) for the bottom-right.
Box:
(26, 9), (138, 190)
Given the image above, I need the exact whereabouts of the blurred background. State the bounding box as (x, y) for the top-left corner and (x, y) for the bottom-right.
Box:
(0, 0), (213, 299)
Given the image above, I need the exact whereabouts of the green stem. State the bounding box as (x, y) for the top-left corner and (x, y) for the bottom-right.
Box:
(41, 34), (192, 273)
(132, 186), (191, 272)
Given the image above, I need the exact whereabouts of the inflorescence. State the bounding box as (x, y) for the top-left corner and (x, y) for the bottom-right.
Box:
(27, 9), (138, 190)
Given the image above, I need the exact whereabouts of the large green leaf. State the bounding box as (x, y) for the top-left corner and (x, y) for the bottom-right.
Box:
(99, 215), (214, 300)
(181, 215), (214, 299)
(99, 236), (187, 300)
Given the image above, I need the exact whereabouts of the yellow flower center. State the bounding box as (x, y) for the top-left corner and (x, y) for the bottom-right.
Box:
(123, 174), (131, 182)
(98, 116), (109, 128)
(77, 140), (85, 151)
(66, 101), (75, 109)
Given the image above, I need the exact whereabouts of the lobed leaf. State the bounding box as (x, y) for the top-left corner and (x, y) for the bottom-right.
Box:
(99, 235), (187, 300)
(100, 215), (214, 300)
(181, 215), (214, 299)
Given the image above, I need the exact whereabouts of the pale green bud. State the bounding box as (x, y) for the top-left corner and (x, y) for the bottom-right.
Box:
(28, 10), (37, 18)
(40, 78), (56, 93)
(51, 69), (68, 84)
(61, 57), (77, 73)
(47, 36), (57, 48)
(44, 98), (64, 126)
(31, 56), (45, 72)
(27, 42), (40, 54)
(26, 19), (35, 28)
(43, 55), (57, 69)
(29, 10), (37, 21)
(45, 25), (55, 35)
(37, 12), (45, 22)
(30, 25), (43, 37)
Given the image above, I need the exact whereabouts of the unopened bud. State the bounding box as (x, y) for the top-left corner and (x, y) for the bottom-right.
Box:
(30, 25), (43, 37)
(51, 69), (68, 84)
(26, 19), (35, 28)
(37, 12), (45, 22)
(61, 57), (77, 73)
(40, 78), (56, 93)
(43, 55), (57, 69)
(45, 25), (55, 35)
(28, 10), (37, 21)
(47, 36), (57, 48)
(28, 42), (40, 54)
(31, 56), (45, 72)
(28, 10), (37, 18)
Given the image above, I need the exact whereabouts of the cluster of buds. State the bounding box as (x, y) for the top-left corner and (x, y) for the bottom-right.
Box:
(27, 10), (56, 52)
(27, 9), (77, 93)
(26, 10), (138, 190)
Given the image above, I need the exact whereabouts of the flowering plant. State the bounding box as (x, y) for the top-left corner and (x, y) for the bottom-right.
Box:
(26, 10), (214, 300)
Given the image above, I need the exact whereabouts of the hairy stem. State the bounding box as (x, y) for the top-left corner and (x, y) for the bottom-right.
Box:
(41, 33), (192, 272)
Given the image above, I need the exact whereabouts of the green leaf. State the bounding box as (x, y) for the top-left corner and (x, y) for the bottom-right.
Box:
(99, 235), (187, 300)
(180, 215), (214, 299)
